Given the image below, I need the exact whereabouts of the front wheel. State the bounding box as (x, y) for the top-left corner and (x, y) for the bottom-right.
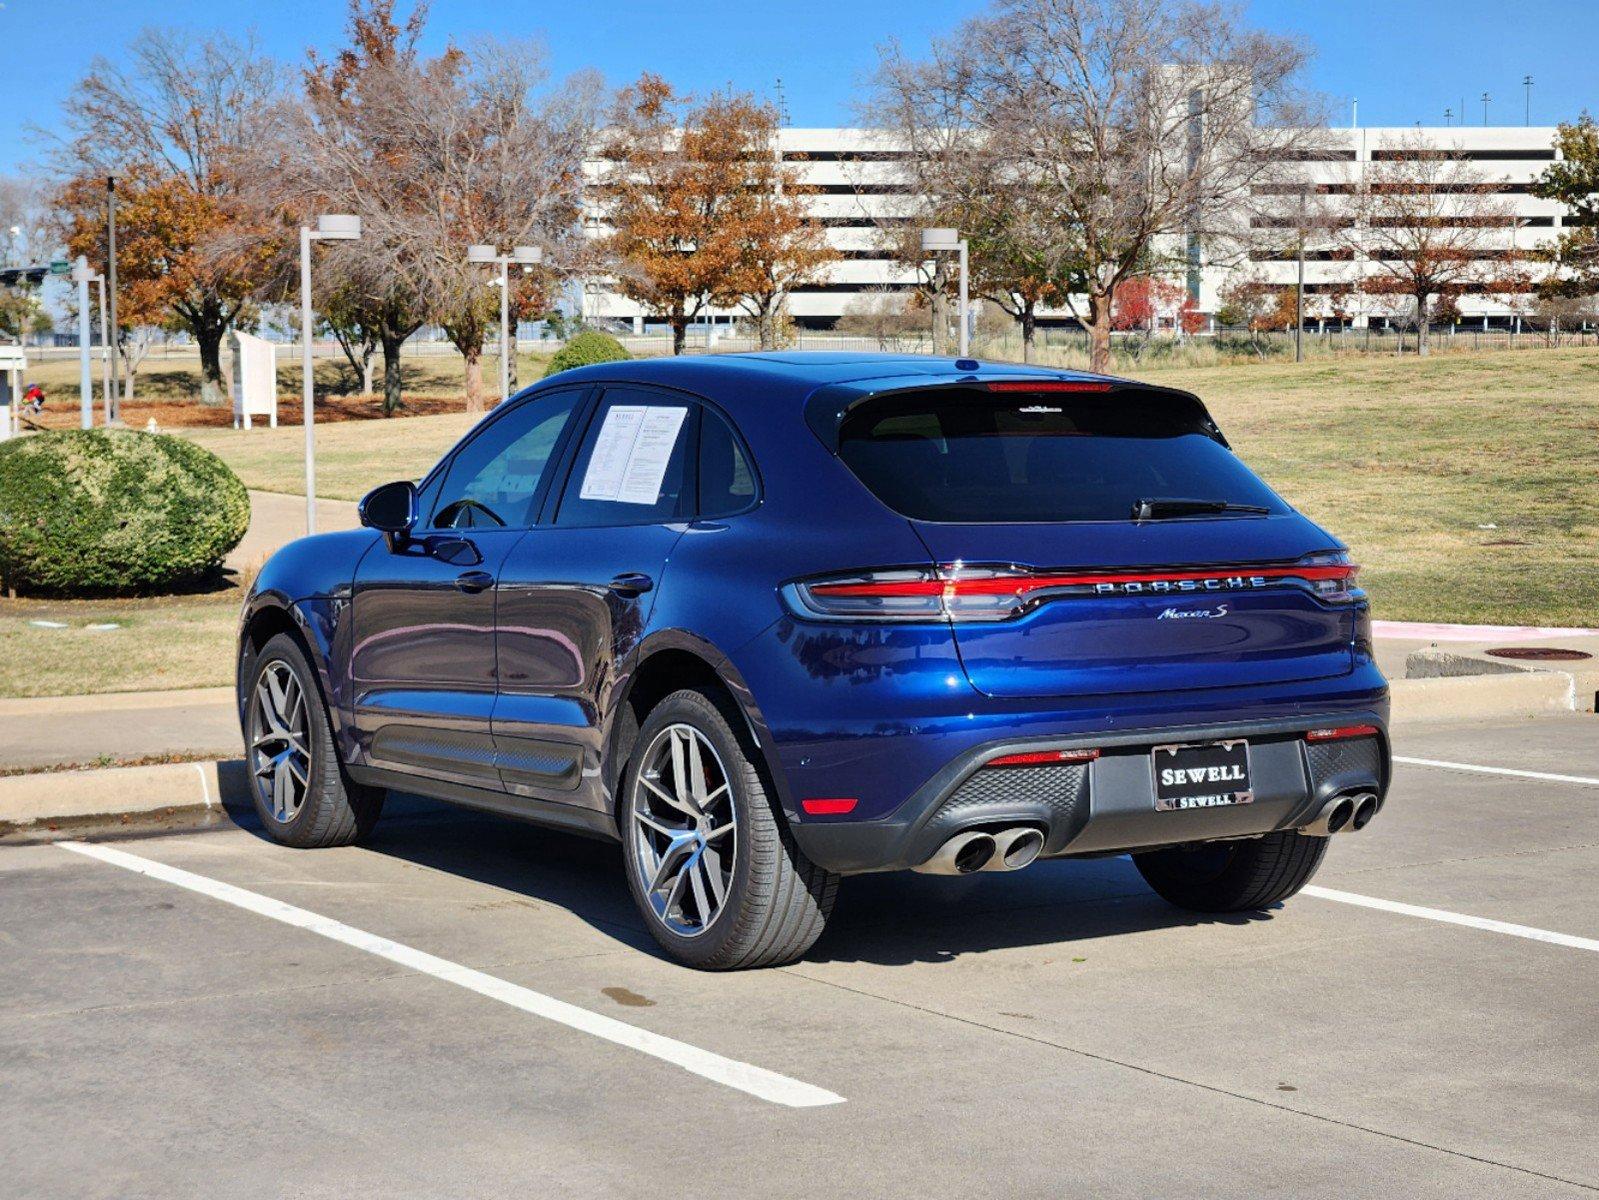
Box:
(244, 632), (384, 848)
(1133, 831), (1327, 912)
(619, 688), (838, 970)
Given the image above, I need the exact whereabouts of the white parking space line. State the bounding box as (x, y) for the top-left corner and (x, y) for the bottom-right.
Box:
(57, 841), (844, 1109)
(1304, 886), (1599, 955)
(1393, 755), (1599, 789)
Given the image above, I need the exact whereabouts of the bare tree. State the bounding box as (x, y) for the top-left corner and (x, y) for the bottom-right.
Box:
(868, 0), (1321, 372)
(1345, 132), (1512, 355)
(49, 29), (284, 405)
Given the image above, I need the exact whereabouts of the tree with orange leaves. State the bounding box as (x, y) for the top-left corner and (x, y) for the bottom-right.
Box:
(598, 77), (799, 355)
(52, 30), (282, 408)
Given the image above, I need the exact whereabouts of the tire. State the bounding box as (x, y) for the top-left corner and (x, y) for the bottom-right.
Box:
(1132, 831), (1327, 912)
(243, 632), (384, 848)
(619, 687), (838, 970)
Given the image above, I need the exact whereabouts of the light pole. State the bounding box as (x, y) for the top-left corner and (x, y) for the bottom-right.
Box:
(1523, 75), (1533, 126)
(468, 243), (542, 402)
(70, 257), (94, 429)
(300, 214), (362, 535)
(74, 265), (113, 423)
(921, 227), (969, 357)
(1481, 92), (1491, 126)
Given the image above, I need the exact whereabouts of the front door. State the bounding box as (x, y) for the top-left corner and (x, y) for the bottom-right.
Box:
(493, 385), (698, 810)
(349, 387), (586, 789)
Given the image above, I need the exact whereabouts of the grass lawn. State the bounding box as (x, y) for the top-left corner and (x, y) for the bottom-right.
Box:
(180, 412), (477, 499)
(1144, 350), (1599, 628)
(0, 590), (242, 698)
(4, 346), (1594, 699)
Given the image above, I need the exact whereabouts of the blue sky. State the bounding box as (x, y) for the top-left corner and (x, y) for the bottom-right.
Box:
(4, 0), (1596, 174)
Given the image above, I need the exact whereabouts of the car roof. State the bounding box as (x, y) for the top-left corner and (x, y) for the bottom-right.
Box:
(540, 351), (1130, 403)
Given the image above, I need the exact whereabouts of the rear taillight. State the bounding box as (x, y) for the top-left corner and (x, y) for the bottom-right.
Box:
(784, 552), (1363, 623)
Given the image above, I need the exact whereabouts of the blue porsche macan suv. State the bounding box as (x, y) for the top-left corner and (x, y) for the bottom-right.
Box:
(237, 353), (1390, 969)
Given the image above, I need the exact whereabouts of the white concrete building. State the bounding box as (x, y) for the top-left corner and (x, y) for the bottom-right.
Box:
(582, 125), (1571, 332)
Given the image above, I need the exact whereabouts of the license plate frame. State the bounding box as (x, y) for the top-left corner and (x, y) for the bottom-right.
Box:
(1152, 739), (1254, 811)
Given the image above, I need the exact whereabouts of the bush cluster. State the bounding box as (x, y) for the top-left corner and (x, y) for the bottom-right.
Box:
(542, 330), (630, 377)
(0, 429), (250, 596)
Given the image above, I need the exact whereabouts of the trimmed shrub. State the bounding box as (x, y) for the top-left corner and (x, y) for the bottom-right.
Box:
(542, 329), (630, 377)
(0, 429), (251, 596)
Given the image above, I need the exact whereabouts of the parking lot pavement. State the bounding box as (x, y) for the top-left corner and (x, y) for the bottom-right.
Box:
(5, 716), (1598, 1198)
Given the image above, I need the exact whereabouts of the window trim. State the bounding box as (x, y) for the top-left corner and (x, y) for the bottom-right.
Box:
(421, 385), (592, 532)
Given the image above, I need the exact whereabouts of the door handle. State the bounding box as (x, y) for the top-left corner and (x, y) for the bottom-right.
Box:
(608, 572), (654, 597)
(455, 570), (495, 593)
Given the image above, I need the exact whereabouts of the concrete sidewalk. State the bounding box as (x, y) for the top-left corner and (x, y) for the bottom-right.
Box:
(0, 687), (239, 770)
(229, 490), (359, 572)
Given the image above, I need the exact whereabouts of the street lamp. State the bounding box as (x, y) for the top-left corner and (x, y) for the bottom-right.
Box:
(468, 243), (543, 402)
(921, 227), (969, 357)
(300, 213), (362, 535)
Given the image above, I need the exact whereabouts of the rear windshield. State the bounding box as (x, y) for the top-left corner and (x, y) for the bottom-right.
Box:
(836, 389), (1286, 523)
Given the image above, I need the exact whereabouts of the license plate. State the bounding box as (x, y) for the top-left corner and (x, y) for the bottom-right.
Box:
(1153, 740), (1253, 811)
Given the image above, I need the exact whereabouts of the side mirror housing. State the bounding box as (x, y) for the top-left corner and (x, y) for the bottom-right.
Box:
(359, 480), (418, 546)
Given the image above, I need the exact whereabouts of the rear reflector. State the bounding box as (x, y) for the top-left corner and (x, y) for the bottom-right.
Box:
(986, 380), (1113, 393)
(1305, 724), (1380, 742)
(801, 797), (858, 815)
(986, 748), (1101, 768)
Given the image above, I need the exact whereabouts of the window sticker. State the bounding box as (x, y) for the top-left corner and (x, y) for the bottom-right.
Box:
(579, 404), (688, 505)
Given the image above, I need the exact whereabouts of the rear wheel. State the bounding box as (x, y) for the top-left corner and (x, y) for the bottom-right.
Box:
(245, 632), (384, 848)
(619, 688), (838, 970)
(1133, 831), (1327, 912)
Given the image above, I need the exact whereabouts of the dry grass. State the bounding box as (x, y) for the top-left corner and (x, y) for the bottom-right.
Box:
(0, 587), (243, 698)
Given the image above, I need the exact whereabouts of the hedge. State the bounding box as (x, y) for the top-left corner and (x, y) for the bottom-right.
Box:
(0, 429), (251, 596)
(542, 330), (630, 377)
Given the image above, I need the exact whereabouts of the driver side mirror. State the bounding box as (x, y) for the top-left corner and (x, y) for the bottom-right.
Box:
(359, 480), (418, 547)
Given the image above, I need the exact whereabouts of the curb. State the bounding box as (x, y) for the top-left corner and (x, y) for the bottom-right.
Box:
(1389, 669), (1599, 727)
(0, 759), (248, 838)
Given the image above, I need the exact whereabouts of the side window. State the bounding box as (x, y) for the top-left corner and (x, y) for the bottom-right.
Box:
(431, 389), (584, 530)
(698, 408), (757, 517)
(555, 387), (693, 528)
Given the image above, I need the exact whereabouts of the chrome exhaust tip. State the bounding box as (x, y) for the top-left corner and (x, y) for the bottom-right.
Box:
(914, 830), (998, 875)
(1299, 795), (1356, 837)
(982, 827), (1045, 872)
(1349, 793), (1379, 831)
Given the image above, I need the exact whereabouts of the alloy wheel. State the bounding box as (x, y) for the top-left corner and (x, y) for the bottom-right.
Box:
(631, 723), (738, 937)
(250, 661), (312, 824)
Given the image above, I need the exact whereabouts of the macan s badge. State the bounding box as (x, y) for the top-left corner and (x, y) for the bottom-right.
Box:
(1157, 603), (1231, 620)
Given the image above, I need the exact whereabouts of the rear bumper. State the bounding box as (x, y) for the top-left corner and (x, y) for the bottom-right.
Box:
(785, 706), (1390, 874)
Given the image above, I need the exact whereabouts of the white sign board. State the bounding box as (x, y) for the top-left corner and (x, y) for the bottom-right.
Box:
(0, 345), (25, 441)
(231, 330), (278, 429)
(579, 405), (688, 505)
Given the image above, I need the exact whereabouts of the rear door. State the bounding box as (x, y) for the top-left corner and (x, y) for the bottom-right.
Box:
(492, 385), (697, 810)
(833, 384), (1359, 700)
(349, 387), (586, 787)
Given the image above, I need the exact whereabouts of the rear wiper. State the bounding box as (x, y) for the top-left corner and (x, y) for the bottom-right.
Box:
(1131, 497), (1271, 520)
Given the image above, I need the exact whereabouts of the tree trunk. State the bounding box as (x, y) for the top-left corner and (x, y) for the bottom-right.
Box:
(360, 350), (374, 397)
(380, 331), (405, 416)
(1021, 304), (1037, 364)
(196, 324), (227, 407)
(463, 345), (484, 416)
(670, 303), (687, 356)
(1086, 290), (1114, 374)
(1416, 294), (1430, 357)
(758, 305), (777, 351)
(931, 289), (948, 357)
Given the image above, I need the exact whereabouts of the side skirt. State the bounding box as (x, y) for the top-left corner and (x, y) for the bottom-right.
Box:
(348, 765), (620, 842)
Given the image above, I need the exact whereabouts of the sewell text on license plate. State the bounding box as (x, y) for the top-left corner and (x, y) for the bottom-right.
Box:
(1153, 740), (1253, 811)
